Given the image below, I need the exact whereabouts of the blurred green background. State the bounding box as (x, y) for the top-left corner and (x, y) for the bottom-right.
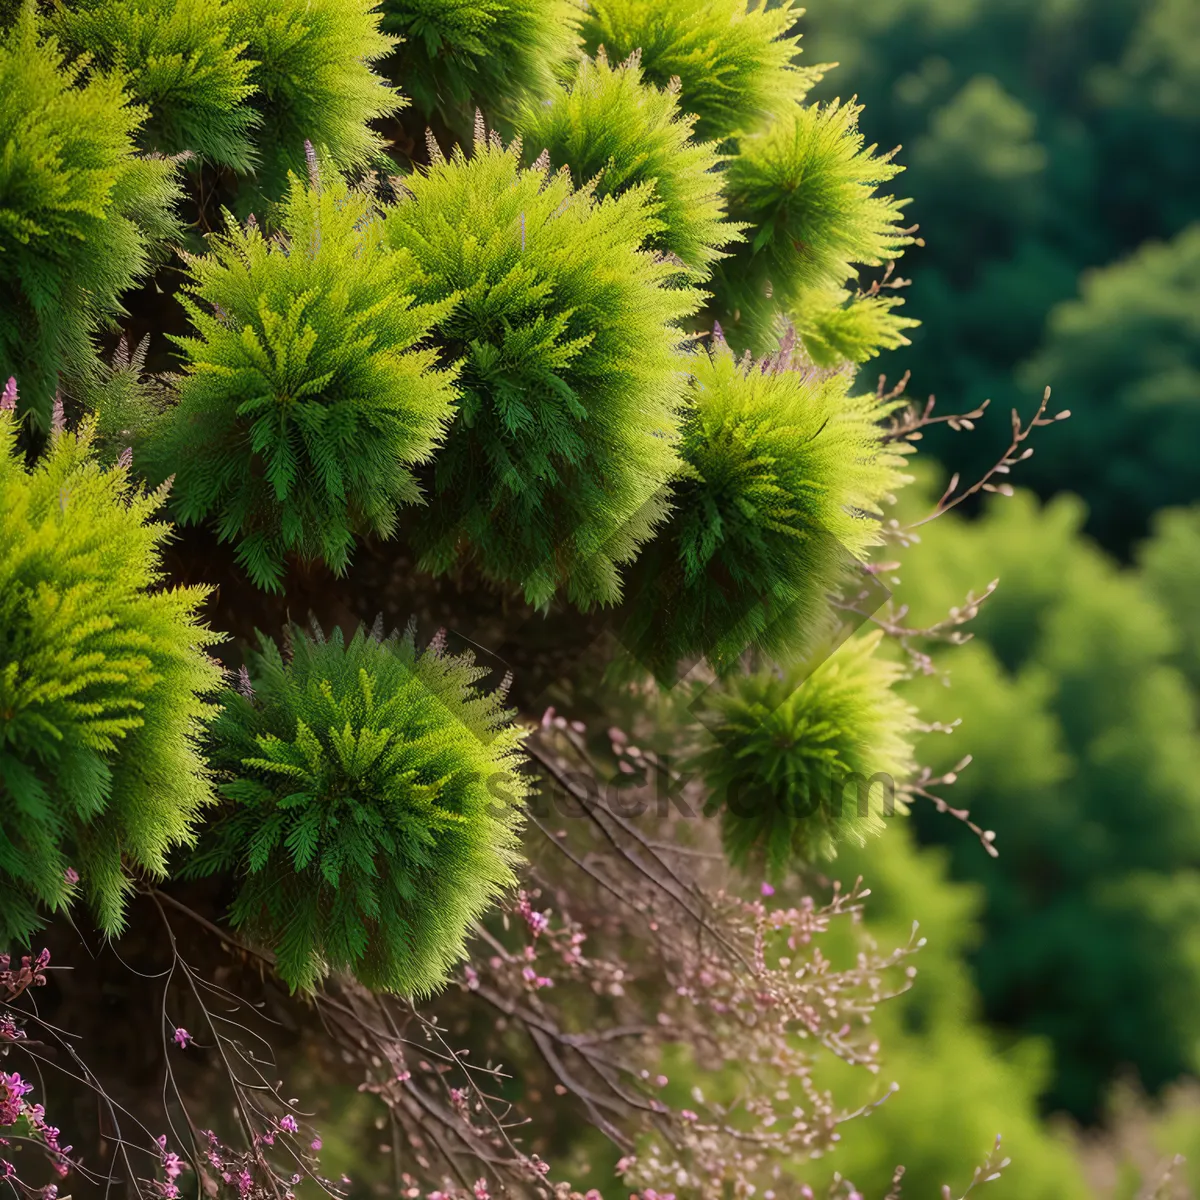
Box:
(792, 0), (1200, 1194)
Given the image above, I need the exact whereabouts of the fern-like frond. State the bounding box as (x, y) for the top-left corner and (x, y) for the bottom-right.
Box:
(0, 407), (223, 942)
(515, 48), (741, 277)
(619, 336), (909, 677)
(691, 630), (917, 877)
(383, 128), (701, 609)
(187, 622), (531, 996)
(580, 0), (816, 143)
(148, 160), (458, 591)
(0, 5), (182, 425)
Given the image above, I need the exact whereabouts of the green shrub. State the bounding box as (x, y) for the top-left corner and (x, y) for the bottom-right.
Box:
(382, 130), (700, 609)
(515, 48), (738, 277)
(691, 630), (917, 877)
(0, 405), (222, 943)
(580, 0), (814, 142)
(716, 98), (913, 353)
(224, 0), (400, 202)
(620, 337), (908, 677)
(51, 0), (260, 170)
(379, 0), (580, 134)
(0, 6), (181, 426)
(148, 163), (458, 592)
(186, 622), (531, 995)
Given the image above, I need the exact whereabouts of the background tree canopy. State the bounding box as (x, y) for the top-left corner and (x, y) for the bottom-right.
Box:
(801, 0), (1200, 553)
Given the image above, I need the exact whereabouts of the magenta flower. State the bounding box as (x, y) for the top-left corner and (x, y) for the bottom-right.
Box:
(278, 1114), (299, 1134)
(760, 881), (775, 897)
(0, 378), (15, 411)
(63, 868), (79, 885)
(172, 1027), (191, 1049)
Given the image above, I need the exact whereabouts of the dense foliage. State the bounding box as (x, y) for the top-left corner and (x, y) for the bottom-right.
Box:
(51, 0), (400, 205)
(185, 622), (529, 995)
(693, 630), (918, 875)
(5, 0), (1168, 1196)
(1019, 225), (1200, 550)
(716, 98), (914, 355)
(382, 132), (699, 609)
(379, 0), (581, 136)
(514, 48), (736, 277)
(50, 0), (262, 170)
(145, 163), (457, 590)
(0, 6), (180, 426)
(620, 337), (908, 676)
(0, 405), (221, 944)
(580, 0), (811, 143)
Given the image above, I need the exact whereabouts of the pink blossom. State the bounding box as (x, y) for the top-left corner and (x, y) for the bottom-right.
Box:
(172, 1027), (191, 1049)
(278, 1114), (299, 1133)
(63, 868), (79, 885)
(521, 966), (553, 990)
(473, 1178), (490, 1200)
(0, 1073), (34, 1126)
(310, 1137), (322, 1151)
(0, 378), (15, 410)
(760, 882), (775, 897)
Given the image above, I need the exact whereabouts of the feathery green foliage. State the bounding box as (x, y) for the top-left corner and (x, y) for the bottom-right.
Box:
(791, 284), (918, 367)
(716, 99), (913, 354)
(148, 165), (458, 592)
(0, 6), (181, 426)
(383, 130), (700, 609)
(379, 0), (580, 133)
(619, 338), (908, 678)
(0, 408), (222, 944)
(51, 0), (260, 170)
(81, 336), (172, 466)
(580, 0), (813, 143)
(187, 623), (530, 996)
(691, 630), (917, 878)
(224, 0), (400, 202)
(515, 48), (739, 277)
